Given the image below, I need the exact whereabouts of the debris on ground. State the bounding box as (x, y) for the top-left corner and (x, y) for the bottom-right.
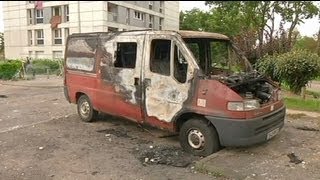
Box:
(38, 147), (44, 150)
(97, 128), (131, 138)
(287, 152), (303, 164)
(295, 126), (319, 132)
(133, 145), (199, 167)
(0, 95), (8, 98)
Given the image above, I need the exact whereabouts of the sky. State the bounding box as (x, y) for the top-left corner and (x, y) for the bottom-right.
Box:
(0, 1), (318, 37)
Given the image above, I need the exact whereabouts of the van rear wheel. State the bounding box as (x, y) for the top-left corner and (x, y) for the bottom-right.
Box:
(179, 118), (220, 157)
(77, 95), (98, 122)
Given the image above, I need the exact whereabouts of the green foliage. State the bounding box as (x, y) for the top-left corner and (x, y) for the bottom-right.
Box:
(0, 60), (22, 80)
(257, 50), (320, 94)
(255, 54), (280, 82)
(294, 36), (318, 53)
(32, 59), (62, 75)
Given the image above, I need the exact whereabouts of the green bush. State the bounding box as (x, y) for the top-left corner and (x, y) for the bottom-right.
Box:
(32, 59), (62, 74)
(0, 60), (22, 80)
(255, 54), (280, 82)
(256, 50), (320, 94)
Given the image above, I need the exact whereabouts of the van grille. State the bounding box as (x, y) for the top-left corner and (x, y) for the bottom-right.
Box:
(255, 108), (285, 134)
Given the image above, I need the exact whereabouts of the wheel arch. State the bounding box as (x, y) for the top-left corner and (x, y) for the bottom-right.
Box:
(174, 111), (217, 132)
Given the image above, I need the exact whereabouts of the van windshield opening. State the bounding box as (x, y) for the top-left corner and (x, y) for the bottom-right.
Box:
(183, 38), (252, 76)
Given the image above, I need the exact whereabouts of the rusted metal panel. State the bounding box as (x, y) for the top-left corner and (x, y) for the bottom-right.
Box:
(178, 30), (230, 40)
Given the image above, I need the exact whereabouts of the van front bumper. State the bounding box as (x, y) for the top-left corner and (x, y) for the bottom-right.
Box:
(206, 106), (286, 147)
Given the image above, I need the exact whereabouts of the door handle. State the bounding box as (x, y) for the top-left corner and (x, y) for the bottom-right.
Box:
(134, 77), (139, 86)
(144, 78), (151, 87)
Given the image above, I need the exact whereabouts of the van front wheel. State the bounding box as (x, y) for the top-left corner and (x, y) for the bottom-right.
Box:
(179, 118), (220, 157)
(77, 95), (98, 122)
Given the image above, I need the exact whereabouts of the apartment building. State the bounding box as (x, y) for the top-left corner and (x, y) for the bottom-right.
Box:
(3, 1), (180, 59)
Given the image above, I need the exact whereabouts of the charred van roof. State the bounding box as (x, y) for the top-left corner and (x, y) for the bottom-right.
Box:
(69, 30), (230, 41)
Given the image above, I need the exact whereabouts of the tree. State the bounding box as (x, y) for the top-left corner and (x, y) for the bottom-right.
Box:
(294, 36), (318, 53)
(180, 8), (209, 31)
(275, 2), (319, 50)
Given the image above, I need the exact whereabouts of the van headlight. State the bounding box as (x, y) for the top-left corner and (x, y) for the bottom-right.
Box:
(227, 100), (260, 111)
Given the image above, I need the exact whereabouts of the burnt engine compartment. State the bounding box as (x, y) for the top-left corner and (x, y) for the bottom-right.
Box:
(211, 71), (275, 104)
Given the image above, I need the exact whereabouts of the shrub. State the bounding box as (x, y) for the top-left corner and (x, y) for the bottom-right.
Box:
(0, 60), (22, 80)
(32, 59), (62, 74)
(256, 50), (320, 94)
(255, 54), (280, 82)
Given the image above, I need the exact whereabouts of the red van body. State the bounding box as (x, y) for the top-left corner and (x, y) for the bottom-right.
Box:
(64, 30), (285, 156)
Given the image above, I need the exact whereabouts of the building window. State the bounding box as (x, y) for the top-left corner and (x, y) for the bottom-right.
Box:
(160, 1), (164, 13)
(28, 30), (33, 45)
(27, 9), (33, 25)
(126, 8), (130, 25)
(149, 1), (153, 10)
(35, 51), (44, 59)
(149, 15), (154, 29)
(114, 43), (137, 69)
(134, 11), (144, 21)
(35, 29), (44, 45)
(64, 5), (69, 22)
(53, 29), (62, 45)
(108, 3), (118, 22)
(159, 18), (163, 30)
(52, 6), (61, 16)
(64, 28), (69, 44)
(35, 9), (43, 24)
(108, 27), (118, 32)
(53, 51), (63, 59)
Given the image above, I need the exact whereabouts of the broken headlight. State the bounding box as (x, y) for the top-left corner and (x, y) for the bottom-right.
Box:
(227, 100), (260, 111)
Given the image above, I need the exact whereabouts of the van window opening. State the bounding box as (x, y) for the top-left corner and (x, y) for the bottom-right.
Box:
(183, 38), (252, 76)
(174, 44), (188, 83)
(150, 39), (171, 76)
(114, 42), (137, 68)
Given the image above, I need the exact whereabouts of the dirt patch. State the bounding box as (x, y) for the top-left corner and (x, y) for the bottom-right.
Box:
(286, 113), (306, 119)
(133, 145), (199, 168)
(97, 128), (131, 138)
(295, 126), (319, 131)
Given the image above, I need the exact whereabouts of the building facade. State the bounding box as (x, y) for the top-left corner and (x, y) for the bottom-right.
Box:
(3, 1), (180, 59)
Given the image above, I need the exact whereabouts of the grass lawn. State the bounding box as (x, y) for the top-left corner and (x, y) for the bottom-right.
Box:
(284, 97), (320, 112)
(282, 86), (320, 112)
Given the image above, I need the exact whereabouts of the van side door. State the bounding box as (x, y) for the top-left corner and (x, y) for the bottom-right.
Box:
(142, 34), (195, 127)
(96, 34), (144, 122)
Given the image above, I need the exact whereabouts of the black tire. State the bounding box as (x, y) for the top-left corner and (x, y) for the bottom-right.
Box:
(179, 118), (220, 157)
(77, 95), (98, 122)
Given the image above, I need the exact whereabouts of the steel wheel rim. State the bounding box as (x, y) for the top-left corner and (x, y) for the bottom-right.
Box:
(187, 129), (205, 149)
(80, 101), (90, 117)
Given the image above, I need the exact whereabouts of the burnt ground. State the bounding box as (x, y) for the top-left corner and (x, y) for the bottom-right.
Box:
(0, 76), (320, 180)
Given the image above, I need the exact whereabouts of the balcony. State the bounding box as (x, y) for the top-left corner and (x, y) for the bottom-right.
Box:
(108, 12), (118, 22)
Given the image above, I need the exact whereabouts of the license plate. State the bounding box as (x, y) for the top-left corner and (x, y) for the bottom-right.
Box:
(267, 128), (279, 140)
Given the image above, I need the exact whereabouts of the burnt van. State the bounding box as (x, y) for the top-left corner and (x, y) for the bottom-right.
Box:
(64, 30), (286, 156)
